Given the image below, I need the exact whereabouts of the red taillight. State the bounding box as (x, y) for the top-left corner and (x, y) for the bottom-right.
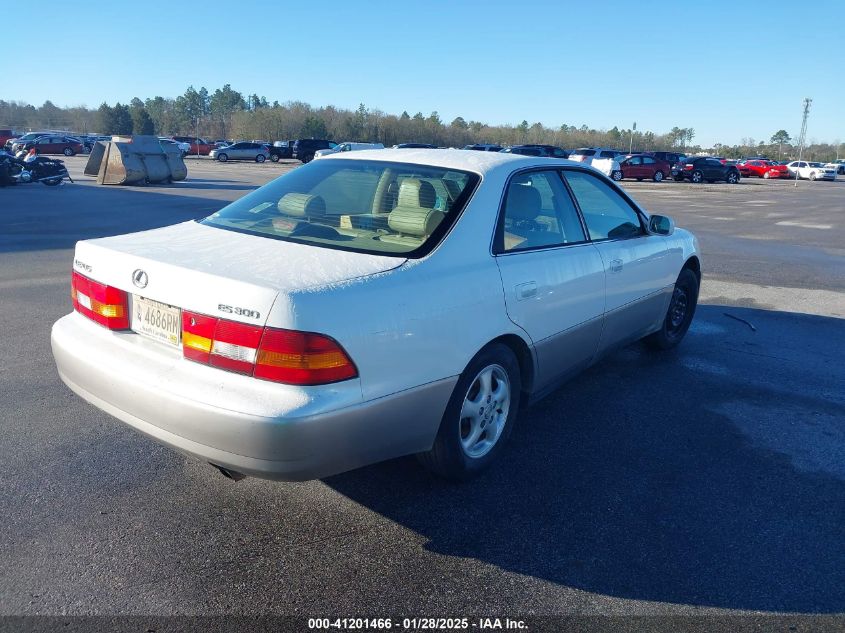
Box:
(181, 311), (357, 385)
(684, 164), (694, 170)
(255, 328), (358, 385)
(71, 270), (129, 330)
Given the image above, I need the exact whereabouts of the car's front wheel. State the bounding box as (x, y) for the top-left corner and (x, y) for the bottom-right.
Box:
(256, 154), (266, 163)
(691, 170), (703, 183)
(269, 154), (279, 162)
(644, 268), (699, 351)
(653, 171), (664, 182)
(217, 153), (228, 162)
(63, 147), (74, 156)
(419, 343), (521, 480)
(810, 172), (817, 181)
(726, 171), (739, 184)
(611, 170), (623, 181)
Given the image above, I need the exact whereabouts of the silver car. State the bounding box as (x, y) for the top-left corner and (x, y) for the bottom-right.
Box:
(210, 142), (268, 163)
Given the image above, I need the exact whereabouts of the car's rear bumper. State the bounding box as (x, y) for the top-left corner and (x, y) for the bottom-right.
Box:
(51, 312), (455, 480)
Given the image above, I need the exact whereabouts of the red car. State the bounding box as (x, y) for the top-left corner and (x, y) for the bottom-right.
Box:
(617, 154), (671, 182)
(763, 163), (790, 179)
(0, 128), (16, 147)
(20, 135), (84, 156)
(173, 136), (215, 155)
(738, 160), (774, 178)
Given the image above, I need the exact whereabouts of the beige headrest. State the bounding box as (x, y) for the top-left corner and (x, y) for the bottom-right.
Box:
(397, 179), (437, 208)
(278, 193), (325, 217)
(388, 207), (445, 237)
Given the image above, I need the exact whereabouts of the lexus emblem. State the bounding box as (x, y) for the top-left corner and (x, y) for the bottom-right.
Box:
(132, 269), (149, 289)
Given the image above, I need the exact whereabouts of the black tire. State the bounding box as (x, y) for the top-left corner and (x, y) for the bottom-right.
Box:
(644, 268), (699, 351)
(302, 152), (314, 163)
(42, 178), (62, 186)
(611, 170), (623, 181)
(256, 154), (266, 163)
(217, 153), (228, 162)
(418, 343), (521, 481)
(726, 171), (739, 184)
(63, 147), (74, 156)
(809, 172), (817, 181)
(653, 171), (664, 182)
(691, 170), (703, 183)
(269, 154), (279, 162)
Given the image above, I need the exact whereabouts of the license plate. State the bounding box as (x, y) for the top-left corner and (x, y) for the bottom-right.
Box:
(131, 296), (181, 347)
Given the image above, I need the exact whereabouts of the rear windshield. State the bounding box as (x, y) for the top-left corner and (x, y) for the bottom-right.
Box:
(574, 149), (596, 156)
(201, 159), (479, 257)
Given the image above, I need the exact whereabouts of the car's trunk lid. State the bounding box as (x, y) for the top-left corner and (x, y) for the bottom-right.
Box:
(73, 220), (406, 327)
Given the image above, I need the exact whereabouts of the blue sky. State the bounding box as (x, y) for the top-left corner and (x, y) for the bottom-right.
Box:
(5, 0), (844, 147)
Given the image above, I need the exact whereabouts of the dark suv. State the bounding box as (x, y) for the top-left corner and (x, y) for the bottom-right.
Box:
(293, 139), (337, 163)
(645, 151), (686, 165)
(672, 156), (741, 184)
(500, 144), (569, 158)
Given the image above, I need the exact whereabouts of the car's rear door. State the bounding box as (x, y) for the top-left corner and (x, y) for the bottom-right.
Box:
(493, 169), (606, 390)
(562, 168), (674, 355)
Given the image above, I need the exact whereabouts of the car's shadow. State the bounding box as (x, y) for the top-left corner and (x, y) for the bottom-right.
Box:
(324, 305), (845, 613)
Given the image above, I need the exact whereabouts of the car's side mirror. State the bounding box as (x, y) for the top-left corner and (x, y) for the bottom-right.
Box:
(648, 214), (675, 236)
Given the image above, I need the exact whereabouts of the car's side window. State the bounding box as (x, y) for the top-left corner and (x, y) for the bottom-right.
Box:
(643, 156), (655, 165)
(629, 156), (642, 165)
(497, 171), (586, 253)
(563, 170), (643, 241)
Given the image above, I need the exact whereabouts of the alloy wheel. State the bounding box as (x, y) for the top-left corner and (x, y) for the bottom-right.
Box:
(459, 364), (511, 459)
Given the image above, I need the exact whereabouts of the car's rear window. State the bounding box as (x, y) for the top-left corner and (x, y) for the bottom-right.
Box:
(201, 159), (479, 257)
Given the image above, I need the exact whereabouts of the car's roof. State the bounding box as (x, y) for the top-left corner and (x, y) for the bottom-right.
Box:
(325, 148), (581, 173)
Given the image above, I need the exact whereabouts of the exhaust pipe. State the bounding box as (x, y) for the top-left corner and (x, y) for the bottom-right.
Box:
(209, 463), (247, 481)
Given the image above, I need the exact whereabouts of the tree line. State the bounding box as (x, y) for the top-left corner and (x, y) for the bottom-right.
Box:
(1, 86), (842, 161)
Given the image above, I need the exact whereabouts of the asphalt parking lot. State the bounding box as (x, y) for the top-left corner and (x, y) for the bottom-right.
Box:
(1, 156), (843, 621)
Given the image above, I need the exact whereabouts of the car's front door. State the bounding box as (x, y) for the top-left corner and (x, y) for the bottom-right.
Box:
(493, 169), (606, 391)
(562, 169), (674, 355)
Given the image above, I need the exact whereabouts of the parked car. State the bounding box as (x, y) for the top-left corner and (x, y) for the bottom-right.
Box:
(18, 135), (84, 156)
(762, 163), (791, 179)
(269, 140), (296, 162)
(463, 144), (503, 152)
(672, 156), (741, 183)
(823, 162), (844, 176)
(293, 139), (337, 163)
(172, 136), (215, 155)
(209, 142), (269, 162)
(7, 132), (50, 152)
(51, 149), (700, 482)
(568, 147), (624, 162)
(0, 129), (16, 147)
(738, 159), (776, 178)
(785, 161), (836, 181)
(313, 142), (385, 159)
(393, 143), (439, 149)
(158, 137), (190, 156)
(831, 160), (845, 175)
(617, 154), (671, 182)
(500, 145), (569, 158)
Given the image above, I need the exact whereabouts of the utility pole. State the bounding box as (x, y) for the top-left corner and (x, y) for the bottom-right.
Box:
(629, 122), (636, 154)
(795, 98), (811, 187)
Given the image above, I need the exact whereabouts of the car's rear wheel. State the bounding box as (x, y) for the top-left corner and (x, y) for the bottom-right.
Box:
(256, 154), (266, 163)
(270, 154), (279, 162)
(691, 170), (703, 183)
(63, 147), (74, 156)
(644, 268), (699, 351)
(302, 153), (314, 163)
(217, 153), (228, 162)
(726, 171), (739, 184)
(611, 170), (623, 181)
(653, 171), (664, 182)
(419, 343), (521, 480)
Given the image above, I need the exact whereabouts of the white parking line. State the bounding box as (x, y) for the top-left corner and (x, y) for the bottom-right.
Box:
(775, 221), (833, 230)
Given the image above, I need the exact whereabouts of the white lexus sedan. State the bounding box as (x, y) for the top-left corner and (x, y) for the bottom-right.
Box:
(52, 150), (701, 481)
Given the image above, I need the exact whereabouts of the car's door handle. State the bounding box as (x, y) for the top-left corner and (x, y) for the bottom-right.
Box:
(610, 258), (623, 273)
(515, 281), (537, 301)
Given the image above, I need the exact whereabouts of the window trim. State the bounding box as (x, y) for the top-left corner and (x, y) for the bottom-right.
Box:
(492, 167), (591, 256)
